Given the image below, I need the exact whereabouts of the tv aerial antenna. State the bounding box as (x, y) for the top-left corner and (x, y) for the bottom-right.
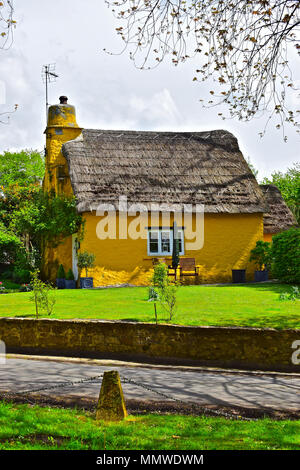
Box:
(42, 64), (59, 121)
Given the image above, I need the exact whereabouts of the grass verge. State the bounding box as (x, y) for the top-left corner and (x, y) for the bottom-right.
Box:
(0, 401), (299, 450)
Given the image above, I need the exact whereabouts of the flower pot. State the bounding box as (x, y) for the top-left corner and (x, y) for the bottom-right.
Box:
(254, 270), (268, 282)
(232, 269), (246, 283)
(65, 279), (77, 289)
(56, 278), (65, 289)
(80, 277), (93, 289)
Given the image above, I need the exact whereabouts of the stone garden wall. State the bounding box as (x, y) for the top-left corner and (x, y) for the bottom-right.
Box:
(0, 318), (299, 372)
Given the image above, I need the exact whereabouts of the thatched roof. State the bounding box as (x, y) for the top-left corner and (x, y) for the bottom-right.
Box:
(62, 129), (267, 214)
(260, 184), (297, 234)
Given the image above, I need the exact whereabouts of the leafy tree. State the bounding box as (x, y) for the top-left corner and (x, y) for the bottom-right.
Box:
(0, 221), (21, 263)
(106, 0), (300, 136)
(9, 191), (84, 256)
(262, 162), (300, 223)
(0, 149), (44, 188)
(0, 149), (43, 234)
(0, 149), (84, 273)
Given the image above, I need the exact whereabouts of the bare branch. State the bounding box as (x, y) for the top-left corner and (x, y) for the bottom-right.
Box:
(105, 0), (300, 136)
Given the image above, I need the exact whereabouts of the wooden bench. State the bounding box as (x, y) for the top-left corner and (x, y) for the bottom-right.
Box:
(179, 258), (198, 279)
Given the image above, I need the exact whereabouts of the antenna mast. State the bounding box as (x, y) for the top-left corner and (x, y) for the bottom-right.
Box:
(42, 64), (59, 121)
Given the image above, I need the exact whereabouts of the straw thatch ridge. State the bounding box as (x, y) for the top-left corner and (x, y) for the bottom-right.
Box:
(62, 129), (267, 214)
(260, 184), (297, 234)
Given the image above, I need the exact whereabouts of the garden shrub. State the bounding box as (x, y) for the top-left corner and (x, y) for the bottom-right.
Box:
(272, 228), (300, 283)
(77, 252), (95, 277)
(279, 286), (300, 301)
(151, 263), (178, 322)
(66, 268), (75, 281)
(250, 240), (272, 271)
(57, 264), (66, 279)
(30, 270), (56, 318)
(12, 268), (31, 284)
(0, 224), (21, 263)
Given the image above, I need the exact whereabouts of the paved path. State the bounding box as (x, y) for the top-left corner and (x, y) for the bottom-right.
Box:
(0, 357), (299, 411)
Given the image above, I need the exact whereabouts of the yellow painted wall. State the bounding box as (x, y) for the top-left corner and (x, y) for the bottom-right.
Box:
(42, 103), (82, 280)
(45, 208), (263, 285)
(71, 211), (263, 285)
(43, 103), (82, 196)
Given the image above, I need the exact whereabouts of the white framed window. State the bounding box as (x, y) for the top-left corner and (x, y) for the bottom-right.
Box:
(147, 228), (184, 256)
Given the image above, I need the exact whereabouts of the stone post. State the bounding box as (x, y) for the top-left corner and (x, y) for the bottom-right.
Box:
(96, 370), (127, 422)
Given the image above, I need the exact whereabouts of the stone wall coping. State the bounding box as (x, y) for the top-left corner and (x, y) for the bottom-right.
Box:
(0, 317), (298, 333)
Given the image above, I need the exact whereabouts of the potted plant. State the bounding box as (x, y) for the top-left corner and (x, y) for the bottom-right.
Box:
(250, 240), (271, 282)
(56, 264), (66, 289)
(65, 268), (76, 289)
(231, 269), (246, 283)
(77, 251), (95, 289)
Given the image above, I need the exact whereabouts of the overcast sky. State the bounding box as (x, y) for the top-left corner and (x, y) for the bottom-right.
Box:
(0, 0), (299, 179)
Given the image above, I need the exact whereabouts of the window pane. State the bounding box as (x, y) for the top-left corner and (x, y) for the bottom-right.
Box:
(177, 230), (184, 254)
(149, 231), (159, 254)
(161, 231), (171, 253)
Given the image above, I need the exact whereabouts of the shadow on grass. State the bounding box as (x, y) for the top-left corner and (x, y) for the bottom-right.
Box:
(214, 282), (299, 295)
(241, 316), (300, 329)
(14, 314), (37, 318)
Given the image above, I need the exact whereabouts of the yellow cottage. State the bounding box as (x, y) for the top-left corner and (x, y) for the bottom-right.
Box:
(43, 97), (269, 285)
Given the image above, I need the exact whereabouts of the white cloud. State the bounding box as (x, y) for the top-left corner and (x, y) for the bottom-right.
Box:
(0, 0), (298, 178)
(128, 89), (181, 128)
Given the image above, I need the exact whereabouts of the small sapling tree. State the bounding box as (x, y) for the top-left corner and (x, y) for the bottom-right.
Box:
(30, 269), (56, 319)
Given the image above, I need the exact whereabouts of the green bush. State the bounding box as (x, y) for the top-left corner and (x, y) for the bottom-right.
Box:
(250, 240), (272, 271)
(279, 286), (300, 301)
(66, 268), (75, 281)
(57, 264), (66, 279)
(152, 262), (169, 289)
(1, 270), (14, 280)
(12, 268), (31, 284)
(272, 228), (300, 283)
(0, 225), (21, 263)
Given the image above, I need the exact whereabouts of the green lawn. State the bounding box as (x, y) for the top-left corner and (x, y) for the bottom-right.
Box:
(0, 282), (299, 328)
(0, 401), (299, 450)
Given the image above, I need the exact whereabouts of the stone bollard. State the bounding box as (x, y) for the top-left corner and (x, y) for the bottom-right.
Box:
(96, 370), (127, 422)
